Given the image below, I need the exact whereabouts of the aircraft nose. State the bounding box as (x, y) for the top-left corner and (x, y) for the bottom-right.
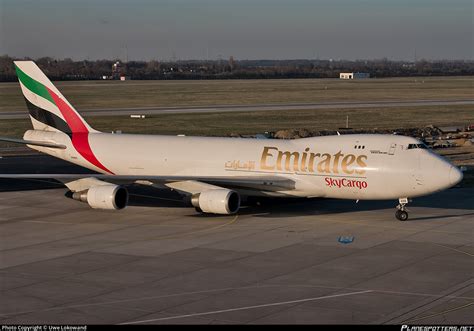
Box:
(449, 166), (463, 186)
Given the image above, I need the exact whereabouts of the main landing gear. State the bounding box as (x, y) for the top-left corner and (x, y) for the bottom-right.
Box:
(395, 198), (409, 221)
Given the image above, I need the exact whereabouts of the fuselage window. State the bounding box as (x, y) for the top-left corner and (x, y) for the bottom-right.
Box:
(408, 143), (428, 150)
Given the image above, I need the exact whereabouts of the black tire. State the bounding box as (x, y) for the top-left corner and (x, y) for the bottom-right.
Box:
(396, 210), (408, 221)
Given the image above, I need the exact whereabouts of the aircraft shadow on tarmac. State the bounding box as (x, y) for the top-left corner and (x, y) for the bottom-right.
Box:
(0, 178), (472, 221)
(123, 186), (474, 221)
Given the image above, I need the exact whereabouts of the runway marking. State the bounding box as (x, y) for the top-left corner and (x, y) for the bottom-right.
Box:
(119, 290), (373, 324)
(0, 284), (282, 318)
(146, 214), (239, 240)
(432, 243), (474, 258)
(272, 284), (474, 300)
(22, 220), (73, 225)
(162, 108), (218, 112)
(405, 301), (474, 323)
(1, 282), (472, 319)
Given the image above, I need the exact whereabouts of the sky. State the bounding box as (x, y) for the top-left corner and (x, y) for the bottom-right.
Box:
(0, 0), (472, 61)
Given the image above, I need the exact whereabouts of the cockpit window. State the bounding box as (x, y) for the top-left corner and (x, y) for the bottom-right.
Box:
(407, 143), (428, 150)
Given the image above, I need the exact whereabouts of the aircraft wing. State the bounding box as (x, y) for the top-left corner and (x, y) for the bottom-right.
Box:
(0, 174), (296, 192)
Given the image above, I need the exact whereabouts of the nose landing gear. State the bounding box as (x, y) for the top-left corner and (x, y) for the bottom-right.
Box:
(395, 197), (409, 221)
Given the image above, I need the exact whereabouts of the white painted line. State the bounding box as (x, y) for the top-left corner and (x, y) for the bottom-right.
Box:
(120, 290), (373, 324)
(0, 285), (279, 318)
(162, 108), (218, 112)
(22, 220), (72, 225)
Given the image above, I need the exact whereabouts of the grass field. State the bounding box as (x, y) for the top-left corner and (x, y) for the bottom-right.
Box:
(0, 76), (473, 111)
(0, 104), (472, 139)
(0, 76), (472, 144)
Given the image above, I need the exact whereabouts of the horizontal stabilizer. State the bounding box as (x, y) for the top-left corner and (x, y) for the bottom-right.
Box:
(0, 137), (66, 149)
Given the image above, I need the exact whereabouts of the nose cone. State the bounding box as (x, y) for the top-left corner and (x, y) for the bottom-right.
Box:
(449, 166), (463, 186)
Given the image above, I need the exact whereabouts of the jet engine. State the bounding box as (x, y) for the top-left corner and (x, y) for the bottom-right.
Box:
(191, 189), (240, 214)
(72, 184), (129, 210)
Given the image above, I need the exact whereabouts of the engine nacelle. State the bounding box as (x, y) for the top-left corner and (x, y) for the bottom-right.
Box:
(191, 189), (240, 214)
(72, 185), (129, 210)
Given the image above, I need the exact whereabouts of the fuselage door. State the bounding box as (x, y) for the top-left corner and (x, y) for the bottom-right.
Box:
(388, 143), (397, 155)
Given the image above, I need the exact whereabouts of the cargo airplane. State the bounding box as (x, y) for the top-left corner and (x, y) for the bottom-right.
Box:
(0, 61), (463, 221)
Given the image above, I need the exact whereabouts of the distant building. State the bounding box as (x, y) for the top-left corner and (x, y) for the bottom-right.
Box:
(112, 61), (122, 80)
(340, 72), (370, 79)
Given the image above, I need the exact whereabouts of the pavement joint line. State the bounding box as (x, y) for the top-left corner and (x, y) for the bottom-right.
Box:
(278, 284), (474, 300)
(0, 214), (263, 314)
(140, 214), (239, 240)
(258, 234), (473, 319)
(0, 227), (354, 321)
(21, 220), (74, 225)
(0, 215), (256, 311)
(0, 208), (91, 226)
(3, 283), (474, 319)
(378, 280), (474, 324)
(0, 191), (231, 252)
(118, 290), (373, 324)
(318, 214), (472, 236)
(0, 183), (473, 322)
(0, 216), (161, 253)
(0, 284), (282, 318)
(1, 274), (473, 322)
(405, 301), (474, 323)
(400, 211), (474, 242)
(252, 240), (474, 321)
(431, 243), (474, 257)
(124, 231), (407, 324)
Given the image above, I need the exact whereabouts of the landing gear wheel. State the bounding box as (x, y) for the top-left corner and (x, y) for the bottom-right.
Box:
(195, 206), (203, 213)
(395, 210), (408, 221)
(395, 197), (410, 221)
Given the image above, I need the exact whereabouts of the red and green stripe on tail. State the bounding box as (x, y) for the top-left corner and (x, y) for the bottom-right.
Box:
(15, 63), (114, 174)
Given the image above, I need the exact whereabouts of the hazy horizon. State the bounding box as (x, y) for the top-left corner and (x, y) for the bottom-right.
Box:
(1, 0), (472, 61)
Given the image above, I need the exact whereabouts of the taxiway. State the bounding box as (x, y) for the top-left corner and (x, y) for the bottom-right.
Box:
(0, 156), (473, 324)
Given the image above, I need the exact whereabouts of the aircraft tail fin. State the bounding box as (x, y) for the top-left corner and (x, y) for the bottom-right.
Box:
(14, 61), (97, 134)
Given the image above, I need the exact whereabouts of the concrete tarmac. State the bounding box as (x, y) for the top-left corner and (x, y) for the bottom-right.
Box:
(0, 156), (473, 324)
(1, 99), (473, 119)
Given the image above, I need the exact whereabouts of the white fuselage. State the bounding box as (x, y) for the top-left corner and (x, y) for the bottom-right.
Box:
(25, 130), (460, 201)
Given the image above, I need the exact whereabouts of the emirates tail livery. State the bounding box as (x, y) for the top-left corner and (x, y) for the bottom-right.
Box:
(0, 61), (463, 221)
